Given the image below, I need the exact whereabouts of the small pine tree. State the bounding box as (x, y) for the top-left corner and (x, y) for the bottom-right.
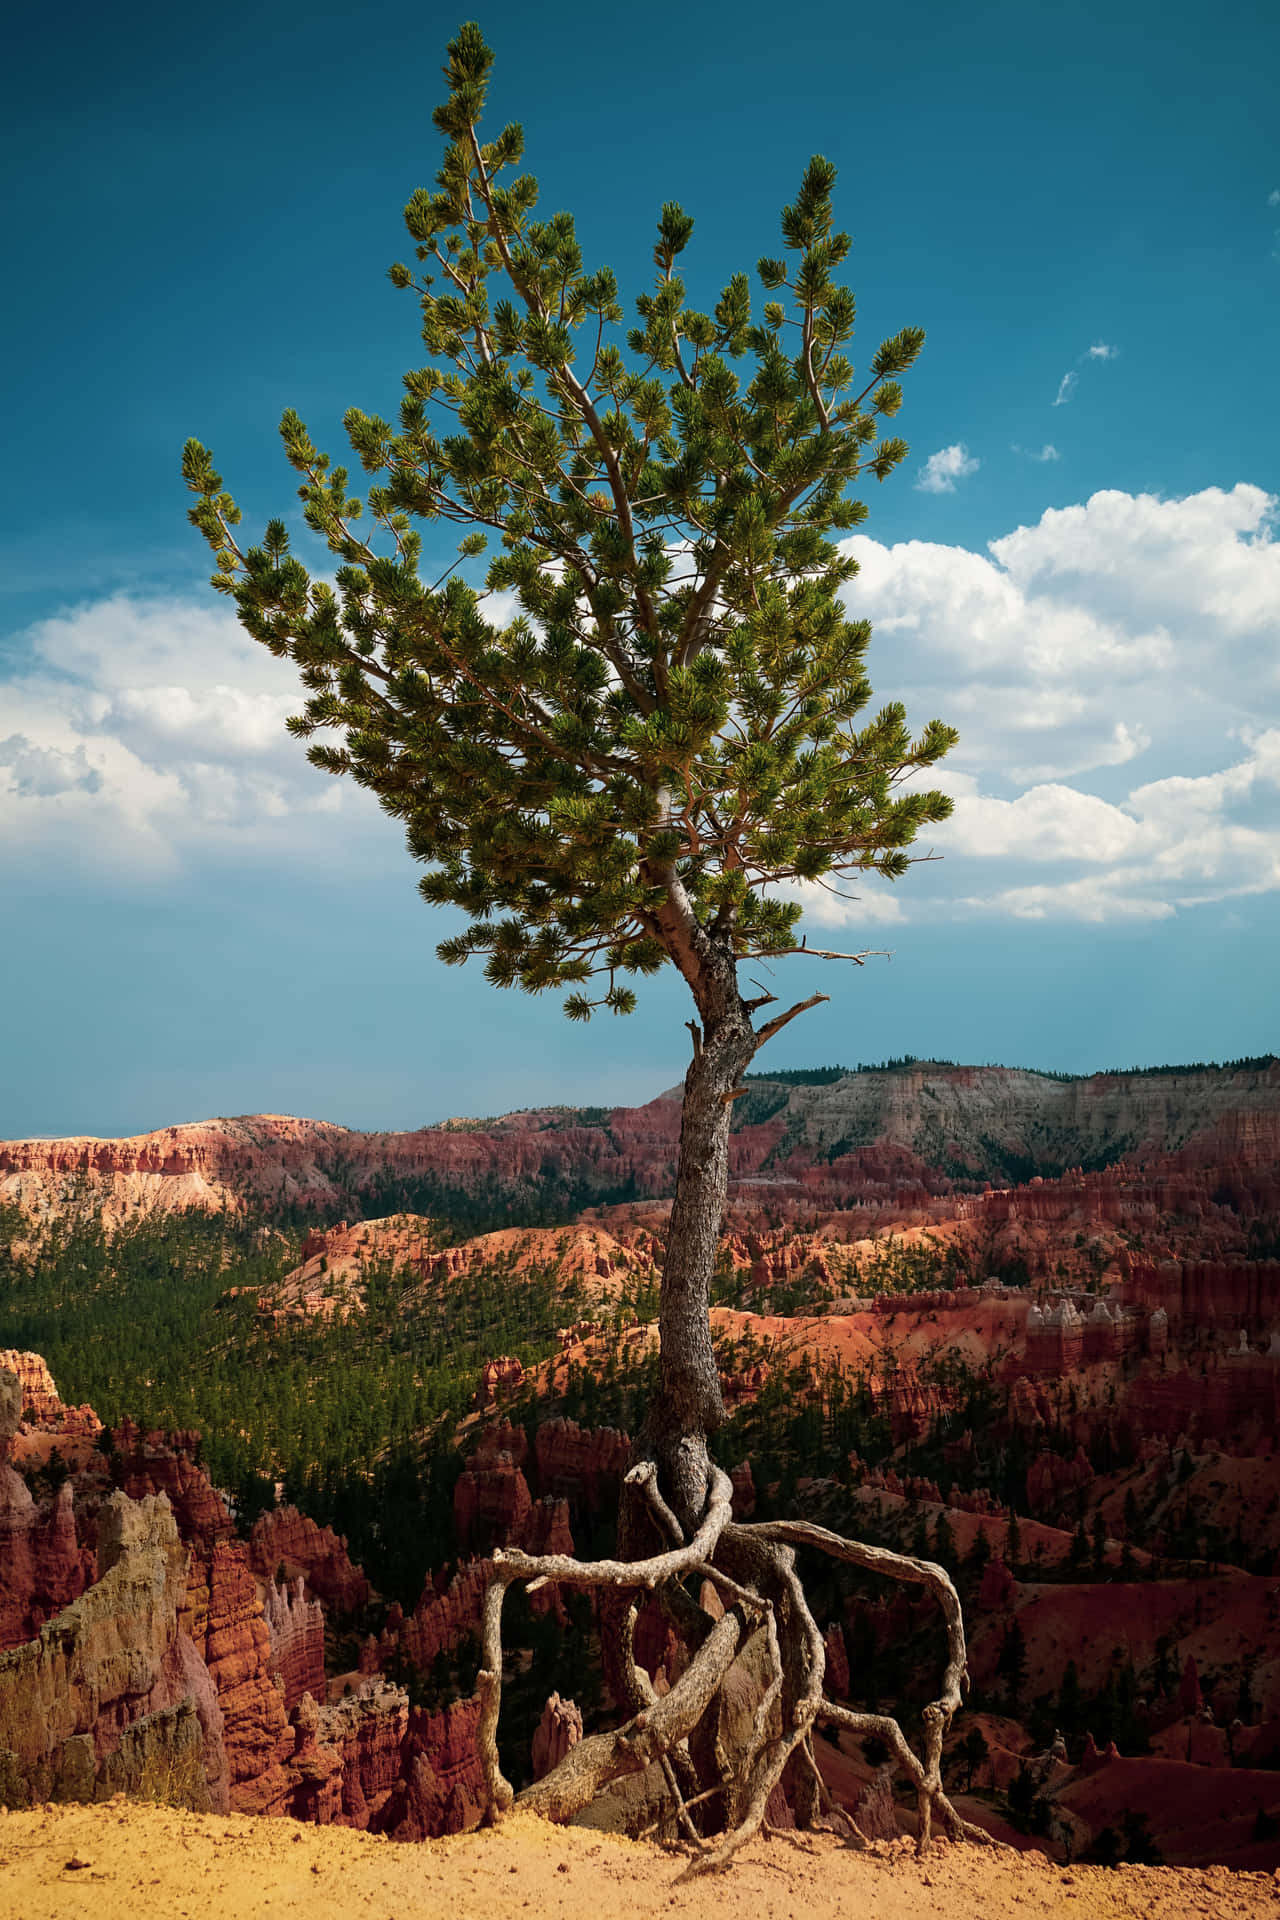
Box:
(1092, 1509), (1108, 1573)
(956, 1725), (989, 1791)
(997, 1617), (1028, 1706)
(1057, 1659), (1084, 1744)
(1005, 1511), (1023, 1574)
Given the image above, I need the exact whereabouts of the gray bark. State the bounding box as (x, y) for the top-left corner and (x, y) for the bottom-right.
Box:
(645, 937), (755, 1535)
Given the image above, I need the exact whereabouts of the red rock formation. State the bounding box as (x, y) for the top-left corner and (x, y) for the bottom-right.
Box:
(400, 1560), (492, 1672)
(284, 1691), (345, 1824)
(0, 1367), (93, 1651)
(264, 1577), (326, 1713)
(720, 1358), (771, 1400)
(533, 1417), (630, 1510)
(0, 1366), (17, 1466)
(6, 1058), (1276, 1233)
(532, 1691), (582, 1779)
(1125, 1258), (1280, 1334)
(0, 1491), (229, 1812)
(0, 1477), (88, 1651)
(849, 1765), (900, 1842)
(185, 1534), (295, 1813)
(379, 1697), (485, 1840)
(300, 1679), (410, 1829)
(0, 1350), (64, 1421)
(1025, 1446), (1093, 1515)
(111, 1420), (233, 1550)
(468, 1419), (529, 1470)
(0, 1349), (101, 1466)
(1124, 1350), (1280, 1445)
(454, 1457), (532, 1553)
(477, 1356), (524, 1406)
(1186, 1715), (1230, 1767)
(337, 1685), (410, 1827)
(249, 1506), (371, 1616)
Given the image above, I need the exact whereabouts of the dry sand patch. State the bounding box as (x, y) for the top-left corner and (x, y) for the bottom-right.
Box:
(1, 1802), (1277, 1920)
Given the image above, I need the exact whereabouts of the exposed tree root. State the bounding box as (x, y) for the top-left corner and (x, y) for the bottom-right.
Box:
(475, 1458), (988, 1871)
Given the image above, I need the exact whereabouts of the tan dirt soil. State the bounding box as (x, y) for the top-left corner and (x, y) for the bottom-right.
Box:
(1, 1802), (1277, 1920)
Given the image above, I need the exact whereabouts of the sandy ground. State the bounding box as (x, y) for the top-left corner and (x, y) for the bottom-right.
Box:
(2, 1802), (1277, 1920)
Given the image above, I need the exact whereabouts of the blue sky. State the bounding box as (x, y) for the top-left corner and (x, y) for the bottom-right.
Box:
(2, 0), (1278, 1139)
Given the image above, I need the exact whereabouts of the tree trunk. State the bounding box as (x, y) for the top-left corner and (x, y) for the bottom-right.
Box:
(645, 943), (756, 1534)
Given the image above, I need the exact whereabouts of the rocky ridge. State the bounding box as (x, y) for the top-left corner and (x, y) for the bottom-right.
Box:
(3, 1058), (1276, 1231)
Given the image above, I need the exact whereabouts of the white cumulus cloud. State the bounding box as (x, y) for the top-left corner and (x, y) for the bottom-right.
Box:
(834, 483), (1280, 925)
(0, 593), (379, 881)
(914, 444), (980, 495)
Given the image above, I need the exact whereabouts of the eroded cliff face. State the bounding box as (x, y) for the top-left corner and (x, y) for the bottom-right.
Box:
(4, 1059), (1275, 1231)
(249, 1507), (371, 1616)
(0, 1490), (227, 1813)
(0, 1360), (98, 1650)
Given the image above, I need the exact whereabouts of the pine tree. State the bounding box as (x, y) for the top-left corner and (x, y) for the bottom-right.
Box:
(997, 1617), (1028, 1705)
(183, 20), (961, 1862)
(1005, 1510), (1023, 1574)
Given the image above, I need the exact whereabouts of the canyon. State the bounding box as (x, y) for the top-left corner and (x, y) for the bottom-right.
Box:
(1, 1055), (1278, 1876)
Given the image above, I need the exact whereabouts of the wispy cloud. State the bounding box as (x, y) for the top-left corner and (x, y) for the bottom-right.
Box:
(1269, 188), (1280, 208)
(1012, 443), (1061, 462)
(914, 444), (980, 495)
(1052, 342), (1120, 405)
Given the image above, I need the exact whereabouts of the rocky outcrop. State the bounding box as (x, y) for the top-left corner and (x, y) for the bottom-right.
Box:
(320, 1680), (410, 1828)
(5, 1059), (1276, 1232)
(849, 1764), (900, 1842)
(532, 1692), (582, 1780)
(454, 1456), (532, 1554)
(0, 1351), (64, 1421)
(0, 1366), (20, 1464)
(477, 1356), (524, 1406)
(0, 1491), (228, 1813)
(1125, 1258), (1280, 1333)
(0, 1371), (94, 1651)
(0, 1477), (89, 1651)
(1025, 1446), (1093, 1515)
(283, 1680), (412, 1828)
(378, 1697), (485, 1840)
(185, 1536), (294, 1812)
(533, 1418), (630, 1511)
(824, 1624), (850, 1700)
(399, 1561), (492, 1673)
(0, 1350), (101, 1466)
(111, 1420), (233, 1550)
(264, 1578), (326, 1713)
(249, 1506), (371, 1616)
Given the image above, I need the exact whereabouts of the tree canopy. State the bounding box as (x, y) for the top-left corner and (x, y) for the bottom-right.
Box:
(184, 20), (956, 1027)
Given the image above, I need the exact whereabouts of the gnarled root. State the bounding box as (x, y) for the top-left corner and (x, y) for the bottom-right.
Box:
(475, 1464), (983, 1870)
